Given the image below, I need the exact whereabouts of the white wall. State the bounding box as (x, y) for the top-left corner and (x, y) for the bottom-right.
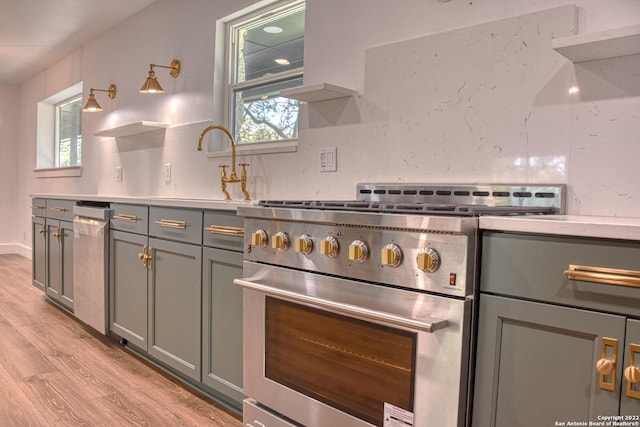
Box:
(8, 0), (640, 253)
(0, 84), (19, 254)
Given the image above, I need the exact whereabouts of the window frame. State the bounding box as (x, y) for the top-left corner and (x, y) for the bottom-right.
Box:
(207, 0), (304, 156)
(54, 94), (83, 168)
(35, 82), (83, 178)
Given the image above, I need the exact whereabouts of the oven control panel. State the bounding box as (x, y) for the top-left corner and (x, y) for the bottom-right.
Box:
(243, 218), (473, 297)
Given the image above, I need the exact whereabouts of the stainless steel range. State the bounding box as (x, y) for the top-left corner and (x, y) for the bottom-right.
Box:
(235, 184), (565, 427)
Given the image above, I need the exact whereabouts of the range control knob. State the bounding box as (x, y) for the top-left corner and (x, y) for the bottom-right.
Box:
(348, 240), (369, 263)
(295, 234), (314, 255)
(417, 248), (441, 272)
(251, 229), (268, 248)
(381, 244), (402, 267)
(271, 232), (290, 251)
(319, 236), (339, 258)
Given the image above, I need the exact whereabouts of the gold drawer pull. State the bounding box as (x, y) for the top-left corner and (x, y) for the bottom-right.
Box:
(204, 225), (244, 237)
(50, 207), (69, 212)
(596, 337), (618, 392)
(155, 219), (187, 229)
(31, 205), (45, 210)
(563, 265), (640, 288)
(112, 214), (140, 222)
(626, 343), (640, 399)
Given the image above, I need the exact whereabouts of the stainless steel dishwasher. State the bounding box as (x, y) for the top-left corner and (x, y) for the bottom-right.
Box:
(73, 204), (111, 334)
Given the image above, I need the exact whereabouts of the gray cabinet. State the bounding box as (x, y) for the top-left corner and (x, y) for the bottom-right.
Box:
(45, 218), (74, 311)
(110, 229), (149, 350)
(473, 232), (640, 426)
(202, 210), (244, 409)
(31, 213), (46, 291)
(110, 205), (203, 382)
(31, 198), (76, 310)
(148, 237), (202, 381)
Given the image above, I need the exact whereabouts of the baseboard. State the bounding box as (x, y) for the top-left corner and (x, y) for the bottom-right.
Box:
(0, 243), (32, 259)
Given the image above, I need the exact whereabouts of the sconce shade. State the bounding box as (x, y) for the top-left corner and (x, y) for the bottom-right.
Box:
(82, 84), (116, 112)
(139, 59), (180, 94)
(83, 92), (102, 112)
(139, 70), (164, 94)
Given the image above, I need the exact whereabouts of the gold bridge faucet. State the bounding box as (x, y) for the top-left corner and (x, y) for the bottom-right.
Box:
(197, 125), (250, 201)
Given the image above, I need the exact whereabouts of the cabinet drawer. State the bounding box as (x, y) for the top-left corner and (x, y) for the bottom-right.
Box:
(203, 210), (244, 251)
(149, 207), (203, 244)
(481, 231), (640, 317)
(46, 199), (76, 221)
(111, 204), (148, 234)
(31, 198), (47, 217)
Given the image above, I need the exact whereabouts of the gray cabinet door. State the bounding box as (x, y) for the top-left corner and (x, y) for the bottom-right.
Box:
(59, 220), (74, 309)
(147, 237), (202, 381)
(473, 294), (626, 427)
(202, 247), (244, 407)
(621, 319), (640, 416)
(32, 216), (46, 291)
(110, 230), (149, 351)
(45, 219), (73, 311)
(45, 219), (61, 300)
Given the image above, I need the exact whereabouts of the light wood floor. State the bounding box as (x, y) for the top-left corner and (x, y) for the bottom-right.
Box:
(0, 254), (242, 426)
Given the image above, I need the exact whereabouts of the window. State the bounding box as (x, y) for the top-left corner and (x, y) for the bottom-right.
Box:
(36, 82), (83, 177)
(228, 0), (305, 145)
(55, 96), (82, 167)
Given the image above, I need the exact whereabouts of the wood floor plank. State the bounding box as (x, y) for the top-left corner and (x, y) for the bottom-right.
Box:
(0, 254), (242, 427)
(0, 361), (51, 427)
(0, 325), (56, 380)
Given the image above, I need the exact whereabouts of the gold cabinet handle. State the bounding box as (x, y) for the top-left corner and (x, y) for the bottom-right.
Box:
(597, 337), (618, 391)
(625, 343), (640, 399)
(155, 219), (187, 229)
(137, 245), (153, 268)
(564, 265), (640, 289)
(31, 205), (46, 210)
(50, 207), (69, 212)
(112, 214), (140, 222)
(39, 228), (46, 235)
(204, 225), (244, 237)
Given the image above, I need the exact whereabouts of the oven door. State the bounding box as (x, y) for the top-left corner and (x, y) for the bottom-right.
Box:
(235, 261), (471, 427)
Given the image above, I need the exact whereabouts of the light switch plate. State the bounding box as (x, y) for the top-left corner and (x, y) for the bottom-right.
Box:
(320, 147), (337, 172)
(164, 163), (172, 183)
(115, 166), (123, 182)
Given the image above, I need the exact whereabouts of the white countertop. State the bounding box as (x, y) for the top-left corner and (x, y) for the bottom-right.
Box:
(32, 194), (640, 241)
(30, 194), (255, 211)
(480, 215), (640, 241)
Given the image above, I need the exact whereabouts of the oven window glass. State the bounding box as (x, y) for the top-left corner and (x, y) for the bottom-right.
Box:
(265, 297), (416, 426)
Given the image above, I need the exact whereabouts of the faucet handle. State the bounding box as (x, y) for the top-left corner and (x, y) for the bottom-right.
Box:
(219, 164), (229, 176)
(239, 162), (250, 169)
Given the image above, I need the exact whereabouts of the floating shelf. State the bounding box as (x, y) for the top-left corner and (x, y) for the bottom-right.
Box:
(95, 121), (170, 138)
(280, 83), (357, 103)
(552, 24), (640, 63)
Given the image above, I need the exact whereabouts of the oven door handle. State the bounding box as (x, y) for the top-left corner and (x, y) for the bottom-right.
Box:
(234, 278), (448, 333)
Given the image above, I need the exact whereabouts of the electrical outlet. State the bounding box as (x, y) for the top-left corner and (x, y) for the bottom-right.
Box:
(320, 147), (337, 172)
(164, 163), (172, 183)
(115, 166), (123, 182)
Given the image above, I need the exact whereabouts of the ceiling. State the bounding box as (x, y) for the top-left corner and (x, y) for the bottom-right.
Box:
(0, 0), (158, 86)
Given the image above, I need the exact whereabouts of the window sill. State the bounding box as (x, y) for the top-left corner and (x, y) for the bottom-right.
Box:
(207, 140), (298, 158)
(34, 166), (83, 178)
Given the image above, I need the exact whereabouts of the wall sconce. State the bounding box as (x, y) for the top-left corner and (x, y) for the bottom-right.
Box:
(82, 84), (116, 112)
(139, 59), (181, 94)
